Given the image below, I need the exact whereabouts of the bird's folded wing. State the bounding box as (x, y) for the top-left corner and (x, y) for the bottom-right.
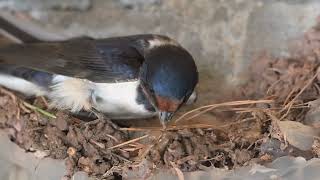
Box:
(0, 37), (144, 83)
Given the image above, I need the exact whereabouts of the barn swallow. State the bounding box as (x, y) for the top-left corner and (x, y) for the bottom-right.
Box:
(0, 16), (198, 125)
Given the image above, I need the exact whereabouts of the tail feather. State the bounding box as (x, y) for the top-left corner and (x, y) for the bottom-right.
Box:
(0, 65), (53, 88)
(0, 15), (53, 95)
(0, 73), (49, 96)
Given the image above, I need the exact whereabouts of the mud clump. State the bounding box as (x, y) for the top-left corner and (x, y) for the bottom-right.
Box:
(0, 89), (263, 179)
(0, 93), (129, 178)
(147, 129), (256, 171)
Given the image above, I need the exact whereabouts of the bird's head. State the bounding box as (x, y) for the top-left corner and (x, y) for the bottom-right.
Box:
(139, 37), (198, 125)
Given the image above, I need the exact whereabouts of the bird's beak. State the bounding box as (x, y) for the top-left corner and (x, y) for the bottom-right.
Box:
(159, 111), (174, 126)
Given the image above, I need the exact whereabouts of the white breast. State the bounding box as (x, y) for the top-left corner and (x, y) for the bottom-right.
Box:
(51, 75), (155, 119)
(92, 80), (156, 119)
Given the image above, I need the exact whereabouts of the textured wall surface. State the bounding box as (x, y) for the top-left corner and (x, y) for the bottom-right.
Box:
(1, 0), (320, 179)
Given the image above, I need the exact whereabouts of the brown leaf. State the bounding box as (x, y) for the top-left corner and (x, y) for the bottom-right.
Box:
(277, 120), (320, 151)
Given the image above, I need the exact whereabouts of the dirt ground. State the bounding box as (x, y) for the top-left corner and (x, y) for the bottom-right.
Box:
(0, 90), (264, 179)
(2, 16), (320, 180)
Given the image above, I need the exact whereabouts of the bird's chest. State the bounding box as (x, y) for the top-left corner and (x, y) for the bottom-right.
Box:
(50, 76), (155, 119)
(92, 81), (155, 119)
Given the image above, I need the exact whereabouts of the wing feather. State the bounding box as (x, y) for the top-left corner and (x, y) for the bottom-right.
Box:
(0, 37), (145, 82)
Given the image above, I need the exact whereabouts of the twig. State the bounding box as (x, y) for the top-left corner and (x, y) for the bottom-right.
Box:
(118, 103), (310, 133)
(138, 133), (164, 160)
(23, 102), (56, 119)
(199, 155), (223, 162)
(223, 105), (308, 113)
(106, 134), (120, 143)
(102, 166), (122, 177)
(120, 119), (260, 132)
(120, 124), (216, 132)
(246, 139), (263, 150)
(314, 83), (320, 94)
(283, 86), (299, 106)
(40, 96), (49, 107)
(83, 118), (101, 126)
(121, 147), (141, 152)
(19, 102), (31, 113)
(0, 87), (17, 103)
(280, 70), (319, 120)
(264, 109), (280, 122)
(266, 79), (281, 95)
(287, 71), (319, 104)
(175, 99), (273, 123)
(90, 139), (106, 149)
(108, 135), (149, 150)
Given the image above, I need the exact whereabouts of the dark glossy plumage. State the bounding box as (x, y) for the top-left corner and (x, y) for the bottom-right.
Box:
(0, 36), (148, 82)
(0, 65), (53, 88)
(141, 45), (198, 101)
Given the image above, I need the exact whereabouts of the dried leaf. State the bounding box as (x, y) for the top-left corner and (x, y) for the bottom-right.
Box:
(277, 121), (320, 151)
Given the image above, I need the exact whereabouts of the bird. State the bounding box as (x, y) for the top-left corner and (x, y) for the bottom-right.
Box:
(0, 16), (198, 125)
